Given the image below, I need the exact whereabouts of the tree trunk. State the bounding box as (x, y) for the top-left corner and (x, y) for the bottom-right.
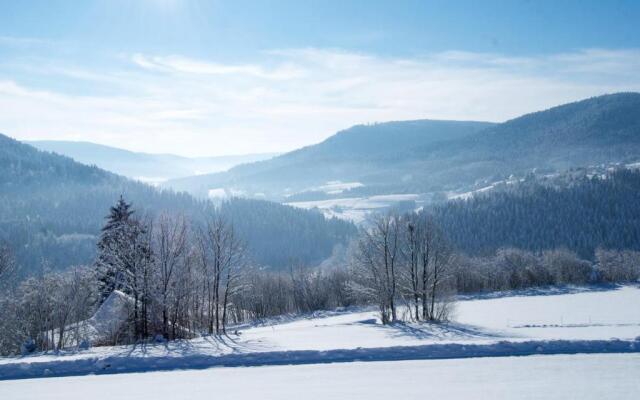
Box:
(421, 257), (428, 321)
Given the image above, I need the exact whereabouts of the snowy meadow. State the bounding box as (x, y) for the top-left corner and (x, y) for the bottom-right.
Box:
(1, 285), (638, 382)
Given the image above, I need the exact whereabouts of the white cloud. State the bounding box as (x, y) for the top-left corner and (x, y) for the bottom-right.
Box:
(132, 54), (307, 80)
(0, 36), (52, 47)
(1, 48), (639, 156)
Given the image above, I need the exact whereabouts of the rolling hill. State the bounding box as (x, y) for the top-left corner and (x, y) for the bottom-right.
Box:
(162, 119), (496, 198)
(422, 92), (640, 176)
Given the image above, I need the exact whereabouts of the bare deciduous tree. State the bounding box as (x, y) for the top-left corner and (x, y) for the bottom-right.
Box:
(196, 214), (246, 334)
(350, 213), (402, 324)
(153, 214), (188, 338)
(401, 213), (455, 322)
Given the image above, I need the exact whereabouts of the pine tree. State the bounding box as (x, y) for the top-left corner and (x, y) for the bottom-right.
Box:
(103, 196), (134, 232)
(95, 196), (155, 338)
(95, 196), (135, 300)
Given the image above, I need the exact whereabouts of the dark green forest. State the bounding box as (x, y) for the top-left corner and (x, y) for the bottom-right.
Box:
(433, 169), (640, 259)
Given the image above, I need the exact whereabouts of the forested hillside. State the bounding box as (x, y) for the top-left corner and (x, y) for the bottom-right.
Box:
(0, 134), (355, 275)
(433, 168), (640, 259)
(164, 93), (640, 203)
(163, 119), (494, 198)
(431, 92), (640, 173)
(220, 198), (354, 267)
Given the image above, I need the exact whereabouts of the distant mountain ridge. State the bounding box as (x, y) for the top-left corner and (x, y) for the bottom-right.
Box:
(27, 140), (278, 182)
(162, 93), (640, 207)
(163, 119), (496, 198)
(437, 92), (640, 166)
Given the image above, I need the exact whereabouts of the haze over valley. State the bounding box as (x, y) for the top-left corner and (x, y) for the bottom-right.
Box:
(27, 140), (278, 183)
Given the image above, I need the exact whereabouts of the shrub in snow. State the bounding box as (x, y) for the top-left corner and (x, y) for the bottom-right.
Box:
(20, 339), (36, 355)
(154, 334), (166, 344)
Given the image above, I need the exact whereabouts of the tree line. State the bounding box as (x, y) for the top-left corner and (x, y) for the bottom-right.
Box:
(0, 196), (356, 355)
(0, 201), (455, 355)
(2, 198), (640, 356)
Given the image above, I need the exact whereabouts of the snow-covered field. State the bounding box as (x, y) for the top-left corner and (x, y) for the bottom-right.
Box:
(1, 285), (639, 381)
(457, 286), (640, 340)
(2, 354), (639, 400)
(240, 285), (640, 349)
(311, 180), (364, 194)
(287, 193), (421, 223)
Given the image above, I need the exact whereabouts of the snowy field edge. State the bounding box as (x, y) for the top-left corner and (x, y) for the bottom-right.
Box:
(2, 338), (639, 381)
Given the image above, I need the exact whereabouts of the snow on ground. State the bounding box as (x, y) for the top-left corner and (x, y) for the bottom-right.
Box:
(1, 285), (639, 380)
(456, 285), (640, 340)
(241, 286), (640, 350)
(447, 176), (524, 200)
(287, 193), (420, 223)
(626, 161), (640, 169)
(447, 184), (496, 200)
(2, 354), (639, 400)
(207, 187), (246, 200)
(312, 180), (364, 194)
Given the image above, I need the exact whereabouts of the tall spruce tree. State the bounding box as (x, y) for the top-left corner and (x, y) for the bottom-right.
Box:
(95, 196), (135, 300)
(95, 196), (154, 337)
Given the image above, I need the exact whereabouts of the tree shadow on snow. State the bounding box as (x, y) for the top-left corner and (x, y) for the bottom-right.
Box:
(110, 333), (271, 358)
(373, 320), (509, 341)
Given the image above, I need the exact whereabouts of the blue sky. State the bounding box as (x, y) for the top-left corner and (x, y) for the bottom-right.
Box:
(1, 0), (639, 156)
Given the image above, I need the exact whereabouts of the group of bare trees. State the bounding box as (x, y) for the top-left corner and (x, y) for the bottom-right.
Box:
(451, 247), (640, 294)
(94, 198), (248, 342)
(233, 267), (353, 321)
(350, 212), (455, 324)
(193, 215), (245, 334)
(0, 264), (96, 355)
(594, 248), (640, 283)
(0, 197), (359, 356)
(0, 197), (249, 355)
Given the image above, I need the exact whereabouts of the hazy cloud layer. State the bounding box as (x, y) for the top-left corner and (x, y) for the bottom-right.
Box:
(1, 46), (639, 156)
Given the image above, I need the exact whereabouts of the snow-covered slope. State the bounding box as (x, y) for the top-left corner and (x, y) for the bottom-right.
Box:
(1, 285), (639, 380)
(75, 290), (132, 345)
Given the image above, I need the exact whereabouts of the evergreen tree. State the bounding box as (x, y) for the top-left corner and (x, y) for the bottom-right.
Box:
(102, 196), (134, 232)
(94, 196), (155, 337)
(95, 196), (135, 300)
